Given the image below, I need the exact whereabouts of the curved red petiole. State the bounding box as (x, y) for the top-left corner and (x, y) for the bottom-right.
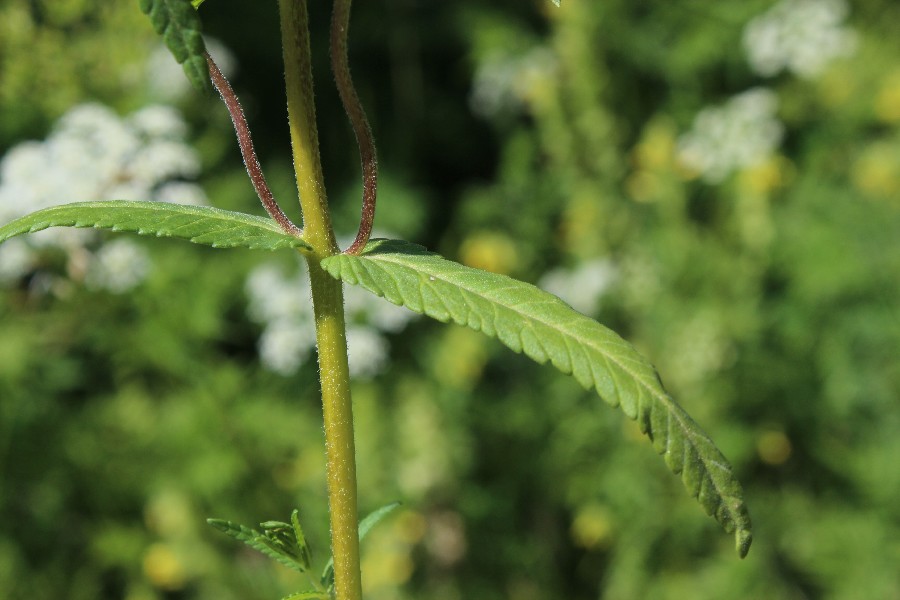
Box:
(331, 0), (377, 255)
(205, 52), (303, 238)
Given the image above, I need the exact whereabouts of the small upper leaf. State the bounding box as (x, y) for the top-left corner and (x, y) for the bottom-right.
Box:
(207, 519), (309, 574)
(290, 509), (313, 571)
(321, 240), (752, 557)
(0, 201), (310, 252)
(139, 0), (211, 93)
(357, 502), (401, 541)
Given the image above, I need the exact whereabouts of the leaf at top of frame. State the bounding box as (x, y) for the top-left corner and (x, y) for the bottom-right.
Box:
(321, 239), (752, 558)
(139, 0), (211, 93)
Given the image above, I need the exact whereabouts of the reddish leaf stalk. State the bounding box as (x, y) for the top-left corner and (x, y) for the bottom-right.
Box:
(331, 0), (377, 255)
(206, 52), (303, 238)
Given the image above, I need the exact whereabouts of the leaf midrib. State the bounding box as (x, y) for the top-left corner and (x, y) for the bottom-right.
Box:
(360, 252), (739, 499)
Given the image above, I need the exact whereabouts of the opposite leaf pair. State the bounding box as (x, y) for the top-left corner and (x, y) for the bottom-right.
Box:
(2, 0), (750, 567)
(0, 207), (751, 556)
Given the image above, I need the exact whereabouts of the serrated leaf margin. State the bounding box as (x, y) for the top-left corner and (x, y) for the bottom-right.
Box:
(321, 239), (752, 557)
(207, 519), (308, 574)
(0, 201), (311, 252)
(139, 0), (211, 93)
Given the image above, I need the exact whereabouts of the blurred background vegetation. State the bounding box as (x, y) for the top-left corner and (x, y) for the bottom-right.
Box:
(1, 0), (899, 598)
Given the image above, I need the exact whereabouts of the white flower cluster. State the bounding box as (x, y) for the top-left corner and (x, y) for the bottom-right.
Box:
(539, 258), (617, 316)
(743, 0), (857, 79)
(245, 254), (417, 378)
(469, 48), (557, 119)
(84, 238), (153, 294)
(677, 88), (784, 183)
(0, 102), (207, 293)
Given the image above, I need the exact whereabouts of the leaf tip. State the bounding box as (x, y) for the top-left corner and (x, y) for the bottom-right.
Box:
(723, 495), (753, 558)
(737, 528), (752, 558)
(206, 518), (228, 531)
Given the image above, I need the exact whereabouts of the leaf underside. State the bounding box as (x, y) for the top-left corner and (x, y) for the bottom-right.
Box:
(139, 0), (211, 93)
(322, 239), (752, 557)
(0, 201), (310, 252)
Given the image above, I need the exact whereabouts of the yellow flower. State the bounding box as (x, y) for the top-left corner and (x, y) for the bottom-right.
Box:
(432, 327), (488, 390)
(874, 70), (900, 124)
(625, 170), (662, 203)
(633, 120), (676, 171)
(142, 543), (186, 590)
(817, 64), (856, 109)
(852, 143), (900, 198)
(570, 504), (614, 549)
(738, 155), (791, 195)
(459, 231), (519, 274)
(757, 430), (792, 466)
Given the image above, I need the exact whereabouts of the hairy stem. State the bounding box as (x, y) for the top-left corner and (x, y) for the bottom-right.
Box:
(307, 258), (360, 600)
(279, 0), (335, 255)
(279, 2), (362, 600)
(331, 0), (377, 255)
(206, 52), (303, 237)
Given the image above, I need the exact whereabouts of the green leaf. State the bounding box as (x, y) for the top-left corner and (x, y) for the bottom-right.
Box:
(321, 502), (401, 590)
(256, 514), (312, 571)
(291, 509), (313, 570)
(321, 240), (752, 557)
(207, 519), (308, 574)
(139, 0), (211, 93)
(259, 520), (292, 530)
(191, 0), (206, 7)
(0, 201), (310, 252)
(259, 521), (305, 564)
(357, 501), (402, 541)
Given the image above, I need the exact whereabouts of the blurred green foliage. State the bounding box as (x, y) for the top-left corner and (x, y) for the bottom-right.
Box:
(2, 0), (899, 599)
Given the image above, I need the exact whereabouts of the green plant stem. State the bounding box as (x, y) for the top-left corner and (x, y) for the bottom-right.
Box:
(279, 0), (336, 256)
(306, 259), (360, 600)
(278, 2), (362, 599)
